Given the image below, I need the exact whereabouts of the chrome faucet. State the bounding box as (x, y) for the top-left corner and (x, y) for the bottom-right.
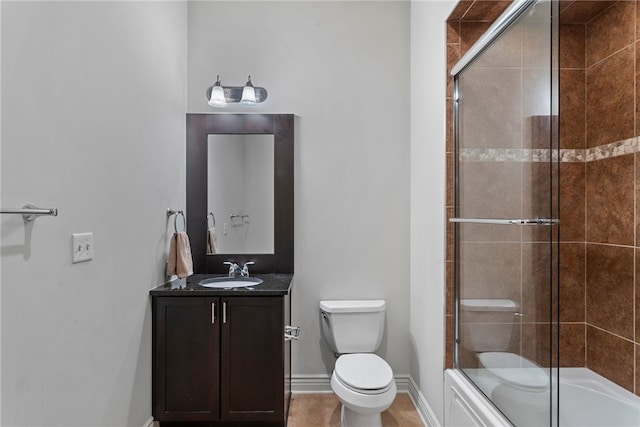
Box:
(223, 261), (242, 278)
(241, 261), (255, 277)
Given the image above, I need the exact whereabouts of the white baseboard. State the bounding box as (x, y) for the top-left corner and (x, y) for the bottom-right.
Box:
(406, 376), (442, 427)
(291, 374), (333, 393)
(291, 374), (414, 393)
(143, 416), (157, 427)
(291, 374), (439, 427)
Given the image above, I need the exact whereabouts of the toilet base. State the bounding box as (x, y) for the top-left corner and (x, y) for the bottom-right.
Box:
(341, 403), (382, 427)
(330, 367), (396, 427)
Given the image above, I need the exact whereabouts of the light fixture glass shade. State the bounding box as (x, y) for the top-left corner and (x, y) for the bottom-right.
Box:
(208, 75), (228, 108)
(240, 76), (257, 106)
(208, 85), (227, 107)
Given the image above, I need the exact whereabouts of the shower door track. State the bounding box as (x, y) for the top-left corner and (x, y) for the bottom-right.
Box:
(449, 218), (558, 226)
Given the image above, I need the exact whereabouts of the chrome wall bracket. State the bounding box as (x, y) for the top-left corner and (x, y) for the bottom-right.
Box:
(284, 325), (301, 341)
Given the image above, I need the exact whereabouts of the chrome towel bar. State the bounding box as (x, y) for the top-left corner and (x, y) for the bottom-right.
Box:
(1, 204), (58, 222)
(449, 218), (558, 226)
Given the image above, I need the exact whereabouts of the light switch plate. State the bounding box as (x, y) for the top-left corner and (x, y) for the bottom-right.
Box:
(72, 232), (94, 263)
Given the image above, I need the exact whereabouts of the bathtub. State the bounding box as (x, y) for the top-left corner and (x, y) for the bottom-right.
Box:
(445, 368), (640, 426)
(557, 368), (640, 427)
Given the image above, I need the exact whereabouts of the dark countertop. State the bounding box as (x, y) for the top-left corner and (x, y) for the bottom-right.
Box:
(149, 273), (293, 297)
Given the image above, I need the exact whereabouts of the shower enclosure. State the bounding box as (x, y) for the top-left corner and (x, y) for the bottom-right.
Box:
(450, 0), (560, 425)
(447, 0), (640, 425)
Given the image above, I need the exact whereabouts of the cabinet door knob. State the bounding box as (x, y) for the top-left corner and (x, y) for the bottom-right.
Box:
(212, 302), (216, 324)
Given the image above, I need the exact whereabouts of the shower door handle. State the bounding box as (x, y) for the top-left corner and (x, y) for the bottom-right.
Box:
(449, 218), (558, 226)
(507, 218), (558, 226)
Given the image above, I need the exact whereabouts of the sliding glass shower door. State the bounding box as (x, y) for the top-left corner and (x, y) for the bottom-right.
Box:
(452, 1), (559, 425)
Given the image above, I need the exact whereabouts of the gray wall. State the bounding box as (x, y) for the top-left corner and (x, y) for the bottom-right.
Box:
(0, 0), (454, 425)
(409, 1), (456, 423)
(1, 2), (187, 425)
(187, 0), (411, 377)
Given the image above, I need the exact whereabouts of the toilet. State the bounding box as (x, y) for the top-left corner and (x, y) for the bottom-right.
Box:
(460, 299), (550, 425)
(319, 300), (397, 427)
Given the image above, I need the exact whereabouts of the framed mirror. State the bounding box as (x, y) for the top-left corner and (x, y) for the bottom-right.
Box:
(186, 114), (294, 274)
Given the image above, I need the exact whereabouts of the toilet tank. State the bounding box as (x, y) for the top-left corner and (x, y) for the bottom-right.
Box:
(319, 300), (385, 354)
(459, 299), (517, 352)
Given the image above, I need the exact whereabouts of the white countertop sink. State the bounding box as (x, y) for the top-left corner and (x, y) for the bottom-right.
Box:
(198, 277), (264, 288)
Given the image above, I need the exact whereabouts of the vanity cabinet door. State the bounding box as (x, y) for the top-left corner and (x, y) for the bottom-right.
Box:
(154, 297), (220, 422)
(220, 296), (284, 422)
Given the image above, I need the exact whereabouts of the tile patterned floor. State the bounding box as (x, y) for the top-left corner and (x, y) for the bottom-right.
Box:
(287, 393), (424, 427)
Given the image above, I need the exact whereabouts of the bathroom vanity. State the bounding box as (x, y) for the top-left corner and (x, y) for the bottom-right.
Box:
(152, 113), (296, 425)
(150, 274), (293, 426)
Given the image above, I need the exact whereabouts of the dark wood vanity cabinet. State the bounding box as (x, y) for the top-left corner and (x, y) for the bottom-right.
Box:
(153, 296), (289, 426)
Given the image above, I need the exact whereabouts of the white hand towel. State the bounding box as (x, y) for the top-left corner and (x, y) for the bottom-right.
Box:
(167, 231), (193, 278)
(207, 227), (219, 254)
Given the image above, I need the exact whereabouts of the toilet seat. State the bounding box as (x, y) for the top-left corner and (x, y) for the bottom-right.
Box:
(478, 352), (549, 391)
(334, 354), (394, 395)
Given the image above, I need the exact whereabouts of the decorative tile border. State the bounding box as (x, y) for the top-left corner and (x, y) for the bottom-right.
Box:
(459, 137), (639, 163)
(459, 148), (549, 162)
(586, 137), (638, 161)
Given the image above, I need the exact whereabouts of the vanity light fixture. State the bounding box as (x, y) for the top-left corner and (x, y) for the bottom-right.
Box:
(205, 75), (268, 107)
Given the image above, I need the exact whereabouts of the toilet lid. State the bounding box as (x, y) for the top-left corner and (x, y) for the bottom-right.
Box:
(478, 352), (549, 391)
(335, 354), (393, 392)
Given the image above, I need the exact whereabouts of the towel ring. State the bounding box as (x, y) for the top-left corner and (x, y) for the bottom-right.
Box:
(167, 209), (186, 233)
(208, 212), (216, 228)
(174, 211), (186, 233)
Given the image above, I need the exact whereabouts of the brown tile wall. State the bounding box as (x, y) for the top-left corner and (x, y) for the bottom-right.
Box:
(445, 0), (640, 396)
(445, 1), (511, 371)
(582, 1), (638, 395)
(557, 9), (588, 371)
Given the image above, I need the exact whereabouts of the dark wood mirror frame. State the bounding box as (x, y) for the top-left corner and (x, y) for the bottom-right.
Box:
(186, 113), (294, 274)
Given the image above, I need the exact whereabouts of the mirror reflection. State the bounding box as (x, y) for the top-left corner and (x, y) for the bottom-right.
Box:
(207, 134), (274, 255)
